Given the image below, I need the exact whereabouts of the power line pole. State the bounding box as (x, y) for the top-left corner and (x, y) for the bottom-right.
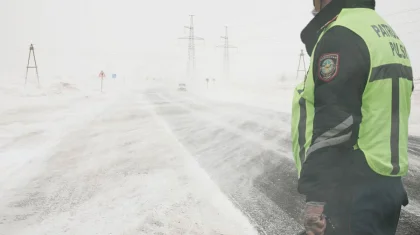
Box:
(178, 15), (204, 79)
(217, 26), (237, 80)
(25, 44), (40, 87)
(296, 49), (307, 80)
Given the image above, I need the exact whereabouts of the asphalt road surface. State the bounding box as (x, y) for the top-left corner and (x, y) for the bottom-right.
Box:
(145, 86), (420, 235)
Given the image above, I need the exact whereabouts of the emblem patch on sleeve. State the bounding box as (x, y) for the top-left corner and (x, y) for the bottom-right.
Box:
(318, 53), (339, 82)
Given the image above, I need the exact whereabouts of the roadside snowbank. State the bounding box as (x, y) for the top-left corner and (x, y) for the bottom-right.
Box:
(184, 79), (297, 113)
(186, 79), (420, 137)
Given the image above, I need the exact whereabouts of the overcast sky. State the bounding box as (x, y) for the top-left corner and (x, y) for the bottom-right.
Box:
(1, 0), (419, 83)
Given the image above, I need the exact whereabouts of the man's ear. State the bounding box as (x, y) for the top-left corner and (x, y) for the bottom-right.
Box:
(314, 0), (322, 12)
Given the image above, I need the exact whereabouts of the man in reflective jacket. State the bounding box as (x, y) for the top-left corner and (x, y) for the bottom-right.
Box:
(291, 0), (412, 234)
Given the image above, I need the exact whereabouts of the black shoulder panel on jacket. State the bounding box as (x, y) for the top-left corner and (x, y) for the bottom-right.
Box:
(298, 25), (371, 202)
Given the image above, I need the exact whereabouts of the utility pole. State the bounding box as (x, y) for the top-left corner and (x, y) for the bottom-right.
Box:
(178, 15), (204, 80)
(217, 26), (237, 80)
(296, 49), (307, 80)
(25, 44), (40, 87)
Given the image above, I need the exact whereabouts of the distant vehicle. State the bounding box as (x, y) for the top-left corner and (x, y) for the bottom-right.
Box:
(178, 83), (187, 91)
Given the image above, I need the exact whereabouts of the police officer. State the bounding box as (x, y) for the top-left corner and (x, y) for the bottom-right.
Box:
(291, 0), (413, 234)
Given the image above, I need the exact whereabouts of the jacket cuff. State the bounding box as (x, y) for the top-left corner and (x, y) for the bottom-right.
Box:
(305, 191), (328, 203)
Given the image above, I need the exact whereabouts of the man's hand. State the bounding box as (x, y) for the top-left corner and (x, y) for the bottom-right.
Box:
(304, 202), (327, 235)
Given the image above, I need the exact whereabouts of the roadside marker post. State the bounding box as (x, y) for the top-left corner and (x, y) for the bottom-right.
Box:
(99, 70), (106, 92)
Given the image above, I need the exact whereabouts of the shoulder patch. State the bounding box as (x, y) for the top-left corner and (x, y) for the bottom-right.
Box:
(318, 53), (340, 82)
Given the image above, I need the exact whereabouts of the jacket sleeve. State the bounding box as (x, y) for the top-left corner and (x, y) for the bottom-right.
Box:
(298, 26), (370, 202)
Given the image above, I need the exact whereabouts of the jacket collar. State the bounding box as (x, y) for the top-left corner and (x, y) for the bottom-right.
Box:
(301, 0), (375, 55)
(345, 0), (375, 8)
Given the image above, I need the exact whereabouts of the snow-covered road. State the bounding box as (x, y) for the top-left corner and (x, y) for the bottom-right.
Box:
(146, 85), (420, 235)
(1, 81), (420, 235)
(0, 85), (257, 235)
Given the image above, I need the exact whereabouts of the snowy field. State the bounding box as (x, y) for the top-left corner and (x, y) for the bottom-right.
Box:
(0, 77), (420, 235)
